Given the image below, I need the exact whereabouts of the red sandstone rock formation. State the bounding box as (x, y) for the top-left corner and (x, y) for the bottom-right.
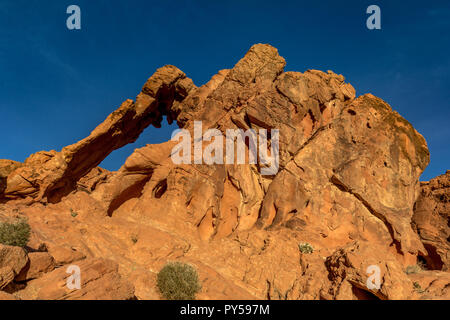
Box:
(413, 170), (450, 270)
(1, 66), (195, 202)
(0, 44), (448, 300)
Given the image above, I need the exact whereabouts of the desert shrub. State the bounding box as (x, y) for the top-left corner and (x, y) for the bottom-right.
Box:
(405, 258), (428, 274)
(417, 259), (427, 270)
(157, 262), (201, 300)
(413, 281), (424, 293)
(0, 218), (31, 247)
(298, 242), (314, 254)
(70, 209), (78, 218)
(405, 264), (422, 275)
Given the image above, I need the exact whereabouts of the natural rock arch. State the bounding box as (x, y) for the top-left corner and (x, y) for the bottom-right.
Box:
(1, 65), (195, 202)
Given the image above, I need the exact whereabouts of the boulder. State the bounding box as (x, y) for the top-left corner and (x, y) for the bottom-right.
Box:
(15, 252), (55, 281)
(412, 170), (450, 270)
(0, 244), (28, 276)
(0, 160), (22, 195)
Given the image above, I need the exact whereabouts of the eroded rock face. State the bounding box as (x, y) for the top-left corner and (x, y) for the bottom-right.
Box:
(413, 171), (450, 270)
(257, 93), (429, 261)
(0, 44), (447, 300)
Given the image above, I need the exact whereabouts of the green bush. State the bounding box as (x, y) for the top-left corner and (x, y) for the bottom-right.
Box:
(298, 242), (314, 254)
(70, 209), (78, 218)
(157, 262), (201, 300)
(0, 218), (31, 247)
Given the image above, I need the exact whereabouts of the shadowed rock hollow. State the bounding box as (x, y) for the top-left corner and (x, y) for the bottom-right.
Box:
(0, 44), (448, 300)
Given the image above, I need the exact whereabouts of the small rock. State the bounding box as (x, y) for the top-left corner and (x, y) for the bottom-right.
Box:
(15, 252), (55, 281)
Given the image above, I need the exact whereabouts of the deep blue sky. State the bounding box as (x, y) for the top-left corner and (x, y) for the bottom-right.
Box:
(0, 0), (449, 180)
